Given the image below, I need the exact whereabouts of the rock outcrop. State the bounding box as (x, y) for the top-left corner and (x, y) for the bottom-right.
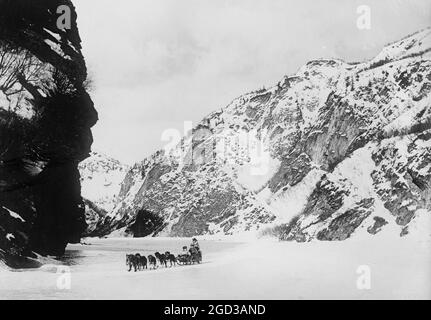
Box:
(0, 0), (97, 267)
(92, 28), (431, 240)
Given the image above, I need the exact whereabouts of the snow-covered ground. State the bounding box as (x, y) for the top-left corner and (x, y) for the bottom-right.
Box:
(0, 236), (430, 300)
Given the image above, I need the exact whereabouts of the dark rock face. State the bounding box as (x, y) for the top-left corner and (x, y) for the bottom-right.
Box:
(128, 209), (165, 238)
(367, 216), (388, 235)
(316, 198), (374, 241)
(0, 0), (97, 268)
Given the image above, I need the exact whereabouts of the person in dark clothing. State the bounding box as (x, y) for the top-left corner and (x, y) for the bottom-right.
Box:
(189, 238), (200, 253)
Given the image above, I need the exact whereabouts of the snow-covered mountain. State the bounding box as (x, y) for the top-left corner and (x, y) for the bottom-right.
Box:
(78, 151), (128, 234)
(79, 151), (129, 211)
(91, 28), (431, 240)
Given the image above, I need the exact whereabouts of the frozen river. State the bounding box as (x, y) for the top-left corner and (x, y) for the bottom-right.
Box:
(1, 235), (430, 300)
(0, 237), (244, 300)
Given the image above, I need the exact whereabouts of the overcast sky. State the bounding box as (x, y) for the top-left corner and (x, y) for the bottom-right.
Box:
(74, 0), (431, 164)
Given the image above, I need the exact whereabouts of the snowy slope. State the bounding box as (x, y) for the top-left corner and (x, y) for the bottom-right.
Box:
(78, 151), (128, 235)
(94, 28), (431, 240)
(79, 151), (129, 212)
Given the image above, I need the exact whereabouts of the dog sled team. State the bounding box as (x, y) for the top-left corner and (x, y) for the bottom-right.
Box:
(126, 238), (202, 272)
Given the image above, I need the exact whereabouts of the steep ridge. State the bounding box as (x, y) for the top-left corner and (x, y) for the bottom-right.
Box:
(78, 151), (128, 235)
(0, 0), (97, 267)
(96, 28), (431, 240)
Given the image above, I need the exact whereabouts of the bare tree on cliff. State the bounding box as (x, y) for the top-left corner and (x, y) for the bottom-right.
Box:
(0, 42), (46, 100)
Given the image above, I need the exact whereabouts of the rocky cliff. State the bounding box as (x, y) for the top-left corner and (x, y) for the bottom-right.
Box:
(92, 28), (431, 240)
(0, 0), (97, 268)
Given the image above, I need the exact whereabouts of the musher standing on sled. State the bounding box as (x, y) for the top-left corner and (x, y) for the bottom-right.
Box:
(190, 238), (200, 253)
